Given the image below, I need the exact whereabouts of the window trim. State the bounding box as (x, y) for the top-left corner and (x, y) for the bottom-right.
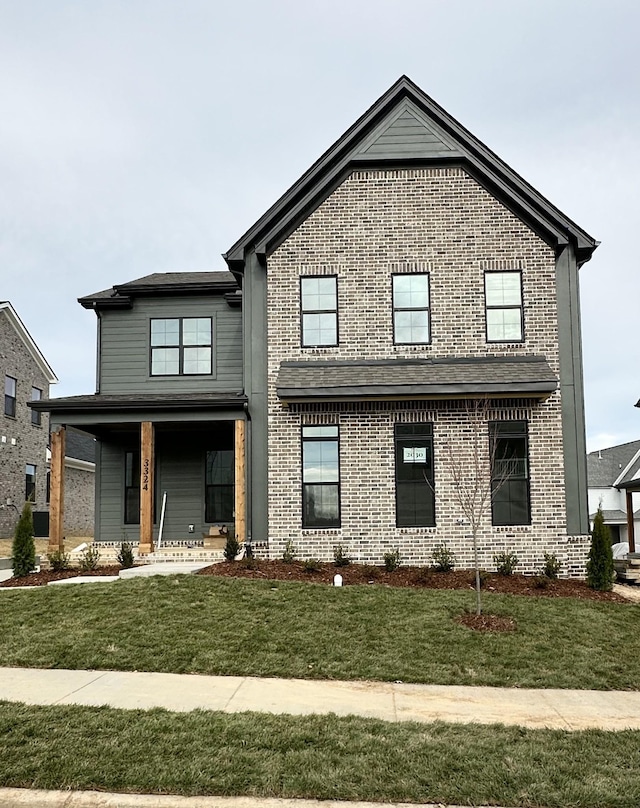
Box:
(300, 275), (339, 348)
(31, 387), (42, 426)
(484, 270), (524, 343)
(394, 422), (436, 527)
(301, 424), (341, 529)
(489, 420), (531, 526)
(149, 316), (214, 377)
(392, 273), (431, 345)
(4, 375), (17, 418)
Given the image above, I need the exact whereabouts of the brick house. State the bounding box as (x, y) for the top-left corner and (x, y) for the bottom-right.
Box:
(0, 302), (57, 537)
(37, 77), (598, 576)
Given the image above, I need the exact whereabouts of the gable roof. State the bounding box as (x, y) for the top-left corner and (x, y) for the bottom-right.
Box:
(79, 272), (238, 309)
(0, 302), (58, 384)
(225, 75), (598, 273)
(587, 440), (640, 487)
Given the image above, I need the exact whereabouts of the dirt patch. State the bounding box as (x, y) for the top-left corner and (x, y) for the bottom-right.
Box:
(457, 612), (517, 632)
(196, 559), (627, 602)
(0, 565), (127, 587)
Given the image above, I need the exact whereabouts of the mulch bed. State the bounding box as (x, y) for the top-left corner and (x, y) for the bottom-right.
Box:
(196, 559), (627, 603)
(0, 565), (127, 587)
(457, 612), (518, 632)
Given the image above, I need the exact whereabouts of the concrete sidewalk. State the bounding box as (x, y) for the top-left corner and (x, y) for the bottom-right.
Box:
(1, 666), (640, 731)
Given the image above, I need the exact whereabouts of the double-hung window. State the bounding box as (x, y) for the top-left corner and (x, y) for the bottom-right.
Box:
(150, 318), (212, 376)
(490, 421), (531, 525)
(25, 464), (36, 502)
(205, 450), (234, 522)
(392, 274), (430, 344)
(484, 272), (523, 342)
(394, 423), (435, 526)
(4, 376), (16, 417)
(31, 387), (42, 425)
(300, 277), (338, 347)
(302, 425), (340, 527)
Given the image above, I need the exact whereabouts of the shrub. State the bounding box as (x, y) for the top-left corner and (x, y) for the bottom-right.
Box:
(223, 534), (241, 562)
(431, 543), (456, 572)
(533, 575), (550, 589)
(47, 549), (71, 571)
(362, 564), (381, 580)
(282, 540), (296, 563)
(333, 544), (351, 567)
(239, 555), (257, 570)
(79, 544), (101, 571)
(303, 558), (321, 573)
(383, 548), (401, 572)
(542, 552), (561, 579)
(494, 551), (519, 576)
(587, 507), (614, 591)
(117, 542), (135, 569)
(12, 502), (36, 578)
(414, 566), (431, 585)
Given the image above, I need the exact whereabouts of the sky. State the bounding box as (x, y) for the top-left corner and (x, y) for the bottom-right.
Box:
(0, 0), (638, 452)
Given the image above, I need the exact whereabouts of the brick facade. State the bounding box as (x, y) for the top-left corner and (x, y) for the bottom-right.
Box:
(265, 168), (589, 576)
(0, 309), (50, 537)
(64, 464), (95, 537)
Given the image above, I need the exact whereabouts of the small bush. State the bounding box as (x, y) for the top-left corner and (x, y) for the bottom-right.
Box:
(79, 544), (101, 571)
(414, 566), (431, 585)
(333, 544), (351, 567)
(542, 553), (561, 579)
(494, 551), (519, 576)
(12, 502), (36, 578)
(533, 575), (550, 590)
(239, 556), (257, 570)
(47, 549), (71, 572)
(223, 534), (241, 562)
(117, 542), (135, 569)
(362, 564), (381, 580)
(478, 569), (490, 588)
(431, 543), (456, 572)
(587, 507), (614, 591)
(383, 548), (401, 572)
(303, 558), (321, 573)
(282, 540), (296, 563)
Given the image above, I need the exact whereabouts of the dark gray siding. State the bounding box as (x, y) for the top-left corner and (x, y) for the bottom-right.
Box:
(97, 440), (127, 542)
(361, 108), (455, 157)
(99, 295), (242, 394)
(156, 435), (206, 540)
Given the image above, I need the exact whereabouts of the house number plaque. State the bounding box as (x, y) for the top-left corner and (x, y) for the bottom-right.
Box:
(142, 458), (150, 490)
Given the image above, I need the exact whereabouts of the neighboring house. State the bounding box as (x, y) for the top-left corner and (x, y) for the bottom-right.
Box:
(0, 302), (57, 537)
(49, 429), (96, 538)
(37, 77), (599, 576)
(587, 440), (640, 547)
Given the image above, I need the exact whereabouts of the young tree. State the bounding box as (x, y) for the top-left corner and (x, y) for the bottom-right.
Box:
(586, 506), (614, 591)
(12, 501), (36, 578)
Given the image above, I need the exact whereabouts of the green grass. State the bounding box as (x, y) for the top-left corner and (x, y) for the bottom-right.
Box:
(0, 576), (637, 689)
(1, 700), (640, 806)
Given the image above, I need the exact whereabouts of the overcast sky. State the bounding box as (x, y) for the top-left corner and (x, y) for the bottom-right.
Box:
(1, 0), (638, 451)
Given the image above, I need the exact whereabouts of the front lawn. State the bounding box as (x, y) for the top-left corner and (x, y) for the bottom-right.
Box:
(2, 701), (640, 807)
(0, 576), (636, 689)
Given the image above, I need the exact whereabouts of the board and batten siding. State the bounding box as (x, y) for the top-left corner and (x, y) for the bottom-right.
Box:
(98, 295), (242, 394)
(97, 441), (128, 542)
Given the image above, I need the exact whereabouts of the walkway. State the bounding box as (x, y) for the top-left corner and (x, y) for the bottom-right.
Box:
(1, 666), (640, 731)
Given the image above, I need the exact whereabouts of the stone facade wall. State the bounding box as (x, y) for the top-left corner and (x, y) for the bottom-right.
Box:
(0, 310), (50, 537)
(64, 464), (95, 537)
(265, 167), (588, 577)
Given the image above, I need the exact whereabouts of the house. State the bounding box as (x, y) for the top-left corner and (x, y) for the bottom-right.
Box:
(36, 77), (598, 576)
(0, 302), (57, 537)
(587, 440), (640, 549)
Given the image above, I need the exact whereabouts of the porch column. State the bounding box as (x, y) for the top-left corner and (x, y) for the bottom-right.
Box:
(139, 421), (155, 554)
(48, 426), (66, 553)
(627, 490), (635, 554)
(234, 419), (246, 545)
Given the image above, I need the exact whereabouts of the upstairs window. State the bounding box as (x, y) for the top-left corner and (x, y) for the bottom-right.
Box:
(484, 272), (524, 342)
(25, 464), (36, 502)
(302, 425), (340, 528)
(150, 318), (212, 376)
(4, 376), (16, 417)
(31, 387), (42, 425)
(392, 274), (430, 344)
(490, 421), (531, 526)
(301, 277), (338, 347)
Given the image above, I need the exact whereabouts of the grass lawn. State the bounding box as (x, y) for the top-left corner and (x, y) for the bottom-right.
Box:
(0, 576), (636, 689)
(2, 700), (640, 807)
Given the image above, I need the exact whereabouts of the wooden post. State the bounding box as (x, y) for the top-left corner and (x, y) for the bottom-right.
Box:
(627, 490), (635, 554)
(48, 427), (66, 552)
(139, 421), (155, 554)
(234, 419), (246, 545)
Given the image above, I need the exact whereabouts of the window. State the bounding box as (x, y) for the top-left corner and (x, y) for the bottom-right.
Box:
(25, 464), (36, 502)
(205, 450), (234, 522)
(150, 317), (212, 375)
(4, 376), (16, 417)
(124, 451), (140, 524)
(392, 274), (430, 344)
(31, 387), (42, 425)
(301, 276), (338, 347)
(484, 272), (523, 342)
(394, 423), (435, 526)
(490, 421), (530, 525)
(302, 425), (340, 527)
